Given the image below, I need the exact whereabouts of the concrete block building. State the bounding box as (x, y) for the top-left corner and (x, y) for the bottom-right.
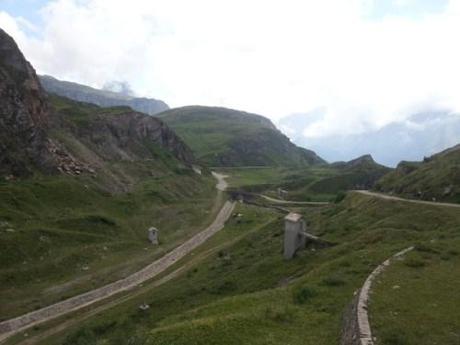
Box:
(284, 213), (307, 259)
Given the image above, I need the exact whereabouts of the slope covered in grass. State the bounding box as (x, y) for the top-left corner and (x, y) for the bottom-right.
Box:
(375, 144), (460, 203)
(25, 193), (460, 345)
(158, 106), (325, 167)
(221, 155), (391, 202)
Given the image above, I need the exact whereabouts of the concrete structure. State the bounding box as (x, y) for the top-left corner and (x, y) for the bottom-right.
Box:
(277, 188), (289, 200)
(284, 213), (307, 259)
(148, 227), (159, 245)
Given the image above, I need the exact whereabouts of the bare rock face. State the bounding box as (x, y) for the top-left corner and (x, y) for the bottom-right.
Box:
(0, 28), (54, 176)
(69, 110), (195, 164)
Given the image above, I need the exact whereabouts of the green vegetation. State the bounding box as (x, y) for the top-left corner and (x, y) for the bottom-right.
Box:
(221, 156), (390, 202)
(376, 144), (460, 203)
(0, 95), (219, 320)
(0, 171), (217, 320)
(371, 242), (460, 345)
(14, 192), (459, 345)
(157, 106), (324, 167)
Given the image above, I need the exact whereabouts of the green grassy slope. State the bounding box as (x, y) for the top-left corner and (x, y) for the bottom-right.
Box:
(221, 155), (391, 202)
(157, 106), (325, 167)
(371, 243), (460, 345)
(375, 144), (460, 203)
(0, 96), (218, 320)
(24, 192), (460, 345)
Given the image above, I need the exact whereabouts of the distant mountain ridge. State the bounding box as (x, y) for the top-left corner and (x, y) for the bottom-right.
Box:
(280, 109), (460, 166)
(39, 75), (169, 116)
(157, 105), (325, 167)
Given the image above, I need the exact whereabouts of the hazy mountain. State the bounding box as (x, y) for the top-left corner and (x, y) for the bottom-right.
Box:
(279, 109), (460, 167)
(39, 75), (169, 116)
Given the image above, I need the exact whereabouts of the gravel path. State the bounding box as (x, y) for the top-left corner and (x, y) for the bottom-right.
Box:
(355, 190), (460, 208)
(259, 194), (329, 205)
(0, 174), (234, 343)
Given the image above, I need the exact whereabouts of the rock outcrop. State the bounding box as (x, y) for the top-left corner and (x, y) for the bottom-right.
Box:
(0, 28), (54, 176)
(60, 106), (195, 165)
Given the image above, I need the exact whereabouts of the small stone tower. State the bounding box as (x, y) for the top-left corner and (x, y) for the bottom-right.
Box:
(148, 227), (159, 245)
(284, 213), (307, 259)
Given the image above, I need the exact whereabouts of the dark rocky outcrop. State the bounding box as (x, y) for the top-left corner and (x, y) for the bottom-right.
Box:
(56, 102), (194, 165)
(40, 75), (169, 115)
(0, 28), (57, 176)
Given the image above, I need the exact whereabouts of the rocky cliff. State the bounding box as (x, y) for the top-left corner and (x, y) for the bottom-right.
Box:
(40, 75), (169, 115)
(0, 28), (57, 176)
(0, 28), (193, 183)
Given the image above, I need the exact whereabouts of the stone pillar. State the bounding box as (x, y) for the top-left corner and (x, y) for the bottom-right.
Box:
(284, 213), (305, 259)
(148, 227), (159, 245)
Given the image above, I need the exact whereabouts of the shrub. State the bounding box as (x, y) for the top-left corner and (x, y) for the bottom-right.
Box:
(334, 191), (346, 203)
(293, 286), (317, 304)
(404, 257), (426, 268)
(63, 328), (97, 345)
(322, 276), (346, 287)
(264, 305), (295, 323)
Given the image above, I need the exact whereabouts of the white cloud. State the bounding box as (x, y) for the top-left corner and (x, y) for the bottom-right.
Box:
(1, 0), (459, 139)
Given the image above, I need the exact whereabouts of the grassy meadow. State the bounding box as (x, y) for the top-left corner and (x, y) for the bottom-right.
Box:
(6, 190), (458, 345)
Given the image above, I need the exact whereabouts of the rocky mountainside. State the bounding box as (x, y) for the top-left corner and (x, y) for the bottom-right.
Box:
(0, 28), (193, 186)
(0, 28), (62, 176)
(158, 106), (325, 167)
(40, 75), (169, 115)
(375, 144), (460, 203)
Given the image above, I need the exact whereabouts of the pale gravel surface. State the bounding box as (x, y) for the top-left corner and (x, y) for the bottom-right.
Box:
(355, 190), (460, 208)
(259, 194), (329, 205)
(0, 173), (234, 343)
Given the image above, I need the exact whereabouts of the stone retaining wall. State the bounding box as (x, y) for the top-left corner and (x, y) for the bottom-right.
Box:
(341, 246), (414, 345)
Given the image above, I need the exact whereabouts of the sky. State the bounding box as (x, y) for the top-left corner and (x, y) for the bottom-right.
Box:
(1, 0), (459, 164)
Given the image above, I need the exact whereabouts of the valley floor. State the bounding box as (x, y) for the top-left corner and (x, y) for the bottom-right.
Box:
(2, 178), (459, 345)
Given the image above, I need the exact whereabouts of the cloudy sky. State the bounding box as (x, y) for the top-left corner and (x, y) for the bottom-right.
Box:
(1, 0), (459, 164)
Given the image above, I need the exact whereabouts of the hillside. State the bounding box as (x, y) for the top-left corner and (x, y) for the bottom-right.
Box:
(25, 191), (460, 345)
(0, 28), (218, 320)
(308, 154), (391, 193)
(40, 75), (169, 116)
(157, 106), (325, 167)
(375, 144), (460, 203)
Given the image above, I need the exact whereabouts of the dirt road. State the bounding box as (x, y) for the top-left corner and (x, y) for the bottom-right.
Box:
(259, 194), (329, 205)
(0, 173), (234, 343)
(355, 190), (460, 208)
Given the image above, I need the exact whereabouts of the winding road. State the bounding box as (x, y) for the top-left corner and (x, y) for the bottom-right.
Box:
(355, 190), (460, 208)
(0, 173), (235, 343)
(259, 194), (329, 205)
